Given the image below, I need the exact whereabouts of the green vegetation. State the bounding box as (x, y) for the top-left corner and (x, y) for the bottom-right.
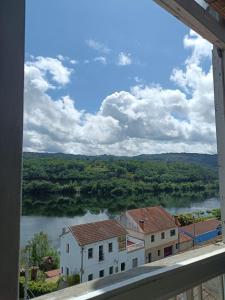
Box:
(22, 152), (219, 216)
(66, 274), (80, 286)
(20, 232), (59, 270)
(177, 208), (221, 226)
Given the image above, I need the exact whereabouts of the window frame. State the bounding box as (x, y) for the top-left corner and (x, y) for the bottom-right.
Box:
(88, 247), (93, 259)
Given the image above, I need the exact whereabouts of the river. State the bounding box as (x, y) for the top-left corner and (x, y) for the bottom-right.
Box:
(20, 197), (220, 249)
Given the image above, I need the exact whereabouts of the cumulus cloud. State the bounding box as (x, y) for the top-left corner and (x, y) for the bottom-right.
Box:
(117, 52), (132, 66)
(24, 31), (216, 155)
(94, 56), (107, 65)
(85, 39), (110, 54)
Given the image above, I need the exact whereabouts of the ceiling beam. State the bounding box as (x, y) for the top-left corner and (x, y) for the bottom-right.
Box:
(154, 0), (225, 49)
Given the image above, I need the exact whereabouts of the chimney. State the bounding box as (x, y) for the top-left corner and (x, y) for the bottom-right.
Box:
(139, 219), (145, 230)
(174, 215), (180, 227)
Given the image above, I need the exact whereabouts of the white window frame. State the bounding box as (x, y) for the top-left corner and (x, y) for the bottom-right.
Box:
(3, 1), (225, 299)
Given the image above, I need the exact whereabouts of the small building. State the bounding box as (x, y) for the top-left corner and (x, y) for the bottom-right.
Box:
(180, 219), (222, 246)
(119, 206), (179, 263)
(178, 232), (193, 252)
(60, 219), (145, 283)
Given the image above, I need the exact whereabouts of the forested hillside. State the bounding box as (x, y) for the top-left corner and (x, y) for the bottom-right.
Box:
(22, 153), (218, 216)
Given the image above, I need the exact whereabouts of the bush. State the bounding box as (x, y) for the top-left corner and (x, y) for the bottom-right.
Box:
(66, 274), (80, 286)
(19, 277), (58, 298)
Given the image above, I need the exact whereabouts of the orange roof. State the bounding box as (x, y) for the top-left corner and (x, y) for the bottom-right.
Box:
(179, 232), (192, 243)
(45, 269), (60, 278)
(70, 219), (127, 246)
(127, 206), (177, 234)
(181, 219), (221, 236)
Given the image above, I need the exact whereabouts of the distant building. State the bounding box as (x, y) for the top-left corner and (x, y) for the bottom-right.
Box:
(178, 232), (193, 252)
(60, 219), (145, 283)
(180, 219), (222, 246)
(119, 206), (179, 262)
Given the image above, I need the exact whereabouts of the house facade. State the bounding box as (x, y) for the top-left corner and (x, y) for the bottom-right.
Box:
(60, 219), (145, 283)
(180, 219), (222, 246)
(119, 206), (179, 262)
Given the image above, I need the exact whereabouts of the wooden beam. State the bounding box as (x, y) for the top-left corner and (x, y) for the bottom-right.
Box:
(0, 0), (25, 299)
(154, 0), (225, 49)
(212, 47), (225, 242)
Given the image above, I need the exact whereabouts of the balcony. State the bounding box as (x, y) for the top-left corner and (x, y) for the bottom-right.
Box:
(35, 243), (225, 299)
(127, 240), (145, 252)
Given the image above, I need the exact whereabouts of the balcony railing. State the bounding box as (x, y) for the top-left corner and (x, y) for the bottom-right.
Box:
(35, 243), (225, 300)
(127, 242), (145, 252)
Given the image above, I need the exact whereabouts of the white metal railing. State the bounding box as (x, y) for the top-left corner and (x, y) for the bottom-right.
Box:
(35, 244), (225, 300)
(127, 242), (144, 252)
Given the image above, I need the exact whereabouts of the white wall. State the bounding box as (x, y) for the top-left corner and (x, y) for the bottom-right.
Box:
(60, 231), (145, 283)
(60, 231), (81, 277)
(144, 227), (178, 250)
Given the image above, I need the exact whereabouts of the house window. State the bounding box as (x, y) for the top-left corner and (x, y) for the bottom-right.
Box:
(109, 266), (113, 275)
(88, 274), (93, 281)
(151, 235), (155, 242)
(66, 243), (69, 253)
(118, 236), (126, 251)
(99, 245), (104, 261)
(121, 262), (126, 271)
(88, 248), (93, 259)
(176, 243), (178, 249)
(161, 232), (165, 239)
(132, 258), (138, 268)
(170, 229), (176, 237)
(99, 270), (104, 278)
(66, 267), (69, 276)
(61, 267), (63, 274)
(158, 250), (161, 256)
(108, 242), (113, 252)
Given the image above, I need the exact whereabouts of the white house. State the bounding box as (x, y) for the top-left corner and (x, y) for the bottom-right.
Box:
(60, 219), (144, 283)
(119, 206), (179, 263)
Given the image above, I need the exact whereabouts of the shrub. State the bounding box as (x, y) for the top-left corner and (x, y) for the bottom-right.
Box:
(66, 274), (80, 286)
(19, 277), (58, 298)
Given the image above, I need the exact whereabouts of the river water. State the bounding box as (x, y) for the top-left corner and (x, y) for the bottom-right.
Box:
(20, 197), (220, 249)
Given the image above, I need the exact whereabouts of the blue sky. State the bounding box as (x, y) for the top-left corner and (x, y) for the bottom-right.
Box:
(26, 0), (189, 113)
(24, 0), (215, 155)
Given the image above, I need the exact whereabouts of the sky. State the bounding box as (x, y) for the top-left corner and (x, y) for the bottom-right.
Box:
(24, 0), (216, 155)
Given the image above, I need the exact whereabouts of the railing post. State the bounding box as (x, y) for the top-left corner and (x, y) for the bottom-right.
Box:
(0, 0), (25, 299)
(212, 47), (225, 242)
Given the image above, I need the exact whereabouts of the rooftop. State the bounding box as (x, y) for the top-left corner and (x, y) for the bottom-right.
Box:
(127, 206), (178, 234)
(69, 219), (127, 246)
(180, 219), (221, 237)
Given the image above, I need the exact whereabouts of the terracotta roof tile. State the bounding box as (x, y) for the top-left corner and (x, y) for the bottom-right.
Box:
(70, 219), (127, 246)
(179, 232), (193, 243)
(127, 206), (177, 234)
(45, 269), (60, 278)
(181, 219), (221, 236)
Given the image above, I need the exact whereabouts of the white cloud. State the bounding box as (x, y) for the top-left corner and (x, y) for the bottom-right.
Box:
(24, 31), (216, 155)
(85, 39), (110, 54)
(117, 52), (132, 66)
(70, 59), (78, 65)
(94, 56), (107, 65)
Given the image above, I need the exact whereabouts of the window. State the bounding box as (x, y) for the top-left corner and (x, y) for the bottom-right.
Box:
(99, 270), (104, 278)
(108, 242), (113, 252)
(109, 266), (113, 275)
(176, 243), (178, 250)
(66, 243), (69, 253)
(61, 267), (63, 274)
(118, 236), (126, 251)
(88, 274), (93, 281)
(88, 248), (93, 259)
(161, 232), (165, 239)
(151, 235), (155, 242)
(99, 245), (104, 261)
(121, 262), (126, 271)
(170, 229), (176, 237)
(158, 250), (161, 256)
(66, 267), (69, 276)
(132, 258), (138, 268)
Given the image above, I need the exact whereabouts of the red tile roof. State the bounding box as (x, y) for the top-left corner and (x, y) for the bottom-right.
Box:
(127, 206), (177, 234)
(70, 219), (127, 246)
(179, 232), (192, 243)
(181, 219), (221, 236)
(45, 269), (60, 278)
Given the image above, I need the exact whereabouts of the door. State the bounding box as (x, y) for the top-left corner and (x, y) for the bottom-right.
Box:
(148, 252), (152, 263)
(164, 246), (173, 257)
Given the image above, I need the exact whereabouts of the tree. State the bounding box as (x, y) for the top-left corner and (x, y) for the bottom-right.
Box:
(25, 232), (59, 269)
